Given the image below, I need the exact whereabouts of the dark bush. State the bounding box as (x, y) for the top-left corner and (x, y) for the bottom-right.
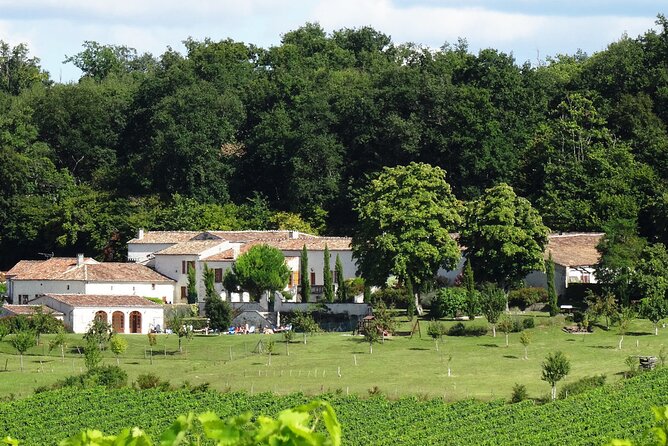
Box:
(558, 375), (606, 399)
(447, 322), (466, 336)
(511, 383), (529, 403)
(370, 287), (410, 309)
(0, 314), (63, 334)
(51, 365), (128, 390)
(88, 365), (128, 389)
(508, 287), (548, 309)
(431, 288), (467, 319)
(136, 373), (171, 390)
(522, 317), (535, 329)
(446, 322), (487, 337)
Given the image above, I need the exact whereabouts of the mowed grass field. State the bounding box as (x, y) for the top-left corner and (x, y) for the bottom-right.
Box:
(0, 314), (666, 401)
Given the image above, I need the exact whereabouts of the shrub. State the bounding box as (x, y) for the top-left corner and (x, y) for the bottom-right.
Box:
(91, 365), (128, 389)
(427, 321), (447, 339)
(522, 317), (535, 329)
(54, 365), (128, 390)
(370, 287), (410, 309)
(508, 287), (548, 309)
(446, 322), (487, 337)
(136, 373), (171, 390)
(431, 287), (467, 319)
(447, 322), (466, 336)
(558, 375), (606, 399)
(344, 278), (365, 301)
(511, 383), (529, 403)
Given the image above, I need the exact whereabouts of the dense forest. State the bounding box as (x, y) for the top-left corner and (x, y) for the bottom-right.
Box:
(2, 17), (668, 269)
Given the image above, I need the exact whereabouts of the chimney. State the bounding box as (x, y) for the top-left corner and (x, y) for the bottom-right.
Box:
(289, 230), (299, 240)
(137, 228), (145, 240)
(76, 253), (84, 266)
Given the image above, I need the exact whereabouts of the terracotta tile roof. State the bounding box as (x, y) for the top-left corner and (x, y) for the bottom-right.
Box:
(6, 257), (98, 280)
(208, 230), (318, 242)
(546, 233), (604, 267)
(128, 231), (202, 244)
(202, 249), (236, 261)
(154, 240), (226, 255)
(7, 258), (172, 283)
(264, 237), (352, 251)
(1, 305), (63, 316)
(43, 294), (162, 307)
(58, 263), (174, 282)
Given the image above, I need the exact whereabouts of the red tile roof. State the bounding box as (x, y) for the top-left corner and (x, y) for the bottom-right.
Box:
(1, 305), (63, 316)
(264, 237), (352, 251)
(154, 240), (226, 255)
(202, 249), (236, 261)
(43, 294), (162, 307)
(546, 233), (604, 267)
(127, 231), (203, 244)
(7, 258), (173, 283)
(6, 258), (97, 279)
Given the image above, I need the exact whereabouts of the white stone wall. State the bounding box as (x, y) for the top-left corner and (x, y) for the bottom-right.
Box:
(154, 255), (197, 303)
(85, 282), (175, 303)
(275, 301), (371, 317)
(35, 296), (164, 334)
(127, 243), (174, 263)
(281, 249), (358, 287)
(9, 280), (85, 303)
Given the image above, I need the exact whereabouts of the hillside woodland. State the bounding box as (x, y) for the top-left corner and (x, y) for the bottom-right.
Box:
(3, 17), (668, 268)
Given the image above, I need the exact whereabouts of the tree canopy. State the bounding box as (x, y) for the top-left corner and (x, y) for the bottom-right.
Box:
(460, 183), (549, 290)
(3, 18), (668, 270)
(352, 162), (462, 295)
(228, 244), (290, 301)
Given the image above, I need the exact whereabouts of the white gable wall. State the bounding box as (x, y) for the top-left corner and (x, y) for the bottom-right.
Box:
(127, 243), (175, 263)
(84, 282), (175, 303)
(34, 295), (164, 334)
(9, 280), (85, 304)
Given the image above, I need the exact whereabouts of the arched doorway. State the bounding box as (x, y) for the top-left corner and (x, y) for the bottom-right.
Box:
(112, 311), (125, 333)
(129, 311), (142, 334)
(95, 310), (108, 323)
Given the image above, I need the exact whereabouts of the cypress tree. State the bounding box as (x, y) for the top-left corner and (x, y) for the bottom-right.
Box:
(187, 265), (198, 304)
(335, 254), (346, 302)
(323, 244), (334, 302)
(547, 254), (558, 316)
(464, 259), (477, 320)
(300, 244), (310, 303)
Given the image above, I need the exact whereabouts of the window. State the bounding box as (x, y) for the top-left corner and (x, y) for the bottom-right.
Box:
(289, 271), (299, 287)
(183, 261), (195, 274)
(152, 283), (156, 290)
(181, 286), (187, 300)
(214, 268), (223, 283)
(182, 261), (186, 274)
(19, 295), (29, 304)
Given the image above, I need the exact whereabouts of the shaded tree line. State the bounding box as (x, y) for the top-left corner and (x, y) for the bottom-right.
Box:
(4, 17), (668, 268)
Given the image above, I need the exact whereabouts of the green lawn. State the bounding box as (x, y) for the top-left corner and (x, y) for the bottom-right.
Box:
(0, 314), (666, 401)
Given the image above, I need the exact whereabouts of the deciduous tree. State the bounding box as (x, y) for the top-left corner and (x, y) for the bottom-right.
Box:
(541, 351), (570, 401)
(460, 183), (548, 295)
(353, 162), (462, 302)
(229, 244), (290, 301)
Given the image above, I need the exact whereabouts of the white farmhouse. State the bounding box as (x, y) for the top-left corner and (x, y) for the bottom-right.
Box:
(6, 255), (175, 304)
(438, 232), (604, 297)
(33, 294), (164, 334)
(525, 232), (604, 296)
(127, 230), (358, 303)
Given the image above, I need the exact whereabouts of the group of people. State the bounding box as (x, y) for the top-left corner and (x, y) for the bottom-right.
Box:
(227, 323), (293, 335)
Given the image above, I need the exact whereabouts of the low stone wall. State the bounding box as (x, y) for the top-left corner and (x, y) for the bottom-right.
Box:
(275, 301), (371, 317)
